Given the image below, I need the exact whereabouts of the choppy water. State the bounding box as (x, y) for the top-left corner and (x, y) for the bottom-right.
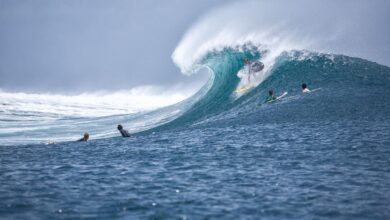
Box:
(1, 49), (390, 219)
(1, 115), (390, 219)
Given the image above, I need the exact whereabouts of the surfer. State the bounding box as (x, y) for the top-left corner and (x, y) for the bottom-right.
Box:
(117, 124), (131, 137)
(77, 132), (89, 142)
(244, 59), (253, 83)
(265, 90), (277, 103)
(302, 83), (310, 93)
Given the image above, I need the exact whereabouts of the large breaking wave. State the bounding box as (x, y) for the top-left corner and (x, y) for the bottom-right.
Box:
(1, 0), (390, 145)
(154, 0), (390, 130)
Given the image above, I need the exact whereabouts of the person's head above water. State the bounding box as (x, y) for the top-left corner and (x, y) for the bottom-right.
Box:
(302, 83), (307, 89)
(268, 90), (274, 96)
(117, 124), (131, 137)
(77, 132), (89, 142)
(83, 132), (89, 141)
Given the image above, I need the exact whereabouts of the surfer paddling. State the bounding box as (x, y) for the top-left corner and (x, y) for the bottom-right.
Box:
(265, 90), (277, 103)
(261, 90), (288, 105)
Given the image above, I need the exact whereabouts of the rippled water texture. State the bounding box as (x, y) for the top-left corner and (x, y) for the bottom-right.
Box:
(2, 97), (390, 219)
(1, 123), (390, 219)
(1, 53), (390, 219)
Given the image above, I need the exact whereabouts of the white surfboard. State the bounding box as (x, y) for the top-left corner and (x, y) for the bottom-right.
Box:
(259, 91), (288, 106)
(235, 85), (254, 94)
(270, 91), (288, 102)
(306, 88), (321, 93)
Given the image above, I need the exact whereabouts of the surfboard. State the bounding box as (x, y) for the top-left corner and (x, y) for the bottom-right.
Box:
(251, 61), (264, 72)
(258, 91), (288, 106)
(235, 85), (253, 93)
(306, 88), (321, 93)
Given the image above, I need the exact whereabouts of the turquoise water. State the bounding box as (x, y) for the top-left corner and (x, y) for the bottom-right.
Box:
(1, 50), (390, 219)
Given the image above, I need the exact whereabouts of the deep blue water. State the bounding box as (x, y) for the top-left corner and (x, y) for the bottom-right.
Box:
(1, 51), (390, 219)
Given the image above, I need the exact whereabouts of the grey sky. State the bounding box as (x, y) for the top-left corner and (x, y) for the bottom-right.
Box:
(0, 0), (232, 93)
(173, 0), (390, 72)
(1, 0), (389, 94)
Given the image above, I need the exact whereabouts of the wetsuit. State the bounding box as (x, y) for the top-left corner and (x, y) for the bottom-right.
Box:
(119, 129), (131, 137)
(265, 95), (277, 102)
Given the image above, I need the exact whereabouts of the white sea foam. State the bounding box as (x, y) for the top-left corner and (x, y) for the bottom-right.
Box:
(0, 84), (204, 145)
(0, 85), (195, 118)
(172, 0), (390, 74)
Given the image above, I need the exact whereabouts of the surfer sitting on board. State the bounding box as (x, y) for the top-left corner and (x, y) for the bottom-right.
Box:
(302, 83), (310, 93)
(117, 124), (131, 137)
(265, 90), (277, 103)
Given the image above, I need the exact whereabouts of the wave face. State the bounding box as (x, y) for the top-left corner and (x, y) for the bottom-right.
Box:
(1, 1), (390, 218)
(1, 0), (390, 145)
(2, 47), (390, 145)
(163, 0), (390, 133)
(151, 46), (264, 131)
(152, 47), (390, 134)
(2, 48), (390, 218)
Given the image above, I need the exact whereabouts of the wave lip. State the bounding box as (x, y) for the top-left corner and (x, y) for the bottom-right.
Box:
(167, 0), (390, 131)
(3, 0), (390, 145)
(172, 0), (390, 73)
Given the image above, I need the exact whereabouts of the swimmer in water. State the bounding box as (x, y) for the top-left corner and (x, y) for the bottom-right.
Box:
(117, 124), (131, 137)
(302, 83), (310, 93)
(77, 132), (89, 142)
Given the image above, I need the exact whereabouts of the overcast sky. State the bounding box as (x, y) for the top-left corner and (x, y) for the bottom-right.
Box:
(1, 0), (389, 94)
(0, 0), (233, 93)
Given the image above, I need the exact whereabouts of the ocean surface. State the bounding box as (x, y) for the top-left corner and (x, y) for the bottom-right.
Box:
(1, 48), (390, 219)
